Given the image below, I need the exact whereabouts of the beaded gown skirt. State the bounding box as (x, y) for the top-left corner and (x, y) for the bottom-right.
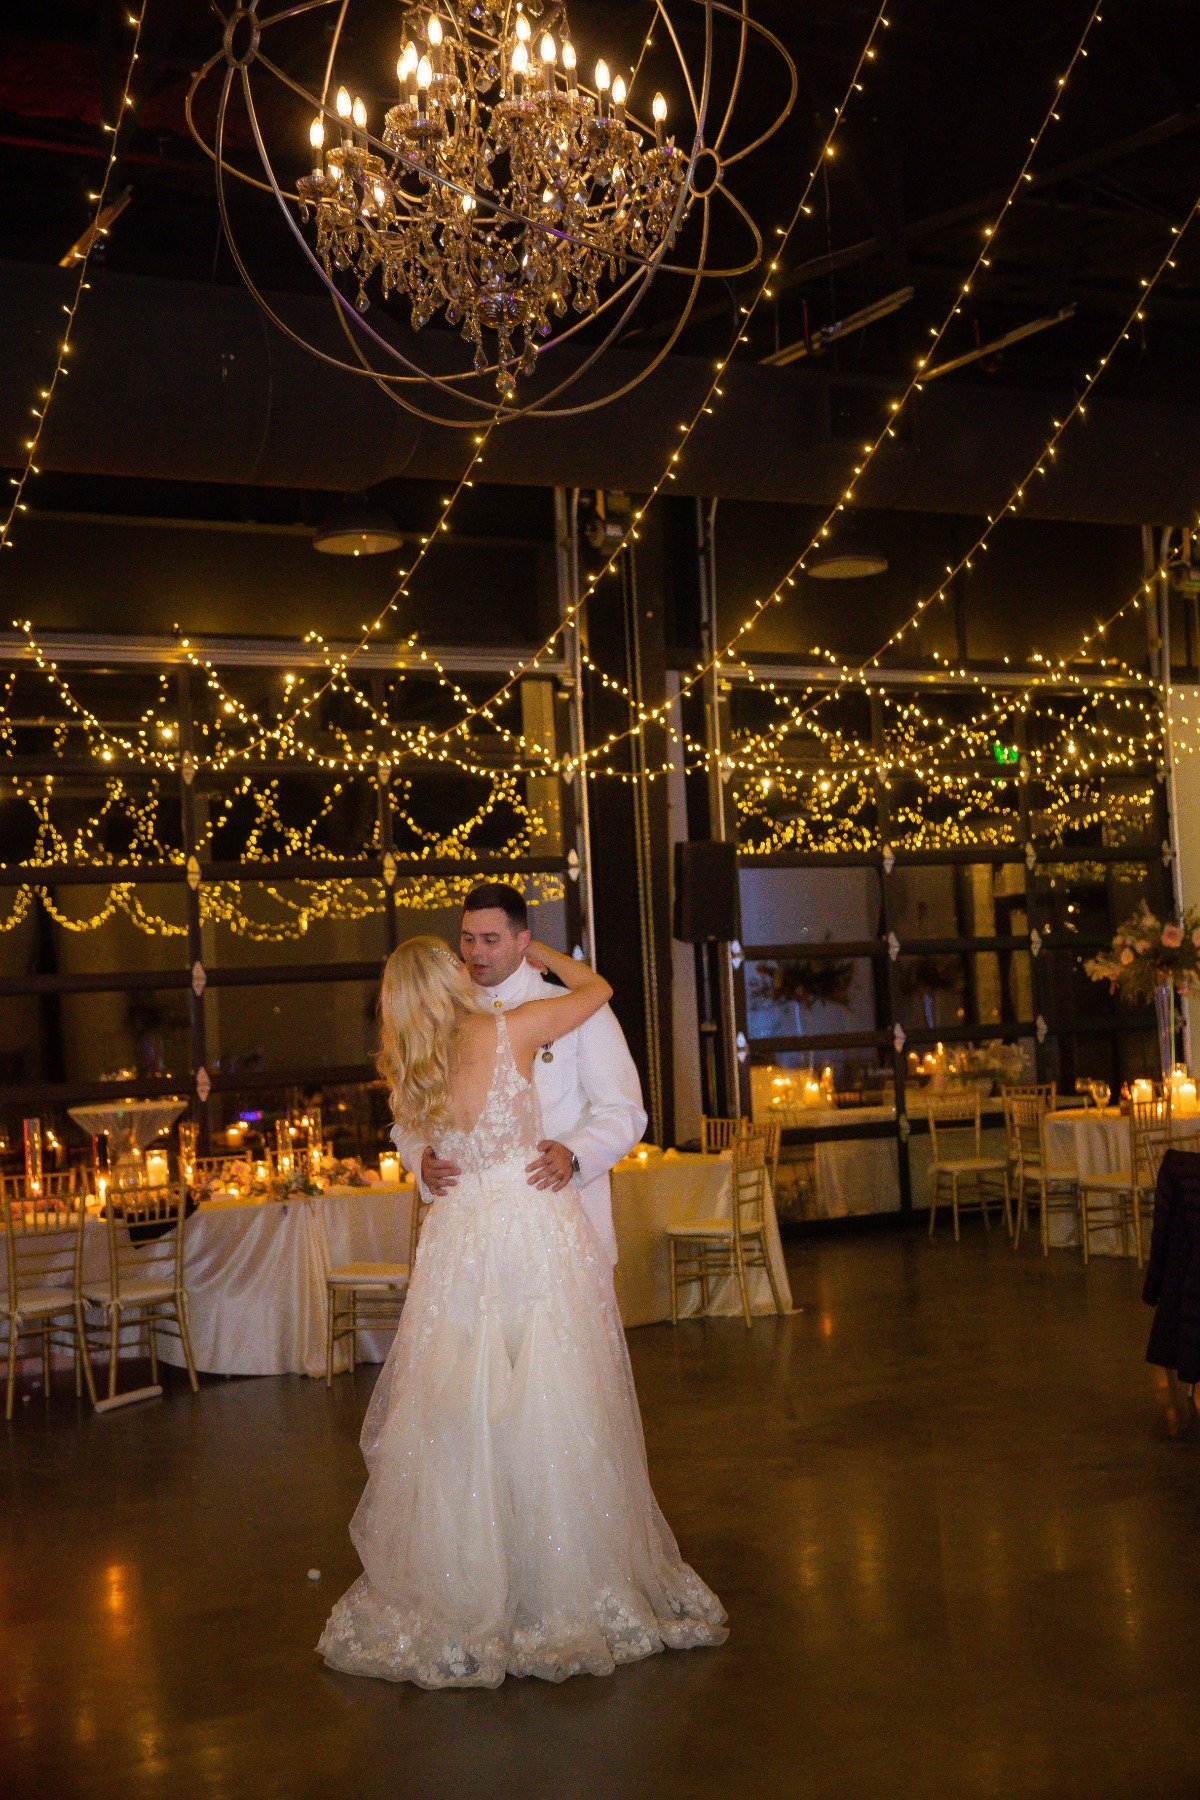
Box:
(317, 1019), (728, 1689)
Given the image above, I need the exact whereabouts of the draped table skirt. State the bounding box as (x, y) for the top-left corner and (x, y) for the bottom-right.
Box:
(610, 1151), (793, 1327)
(158, 1184), (415, 1379)
(1043, 1110), (1200, 1255)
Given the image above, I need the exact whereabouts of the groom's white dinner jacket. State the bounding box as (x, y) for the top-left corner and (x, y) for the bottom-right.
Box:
(391, 958), (646, 1266)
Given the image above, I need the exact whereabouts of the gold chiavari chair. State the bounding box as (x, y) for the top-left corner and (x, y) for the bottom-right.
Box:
(1, 1167), (83, 1202)
(666, 1131), (788, 1328)
(325, 1179), (426, 1385)
(923, 1091), (1010, 1241)
(1002, 1084), (1077, 1254)
(80, 1182), (198, 1404)
(1076, 1096), (1170, 1268)
(1, 1184), (90, 1420)
(700, 1114), (750, 1154)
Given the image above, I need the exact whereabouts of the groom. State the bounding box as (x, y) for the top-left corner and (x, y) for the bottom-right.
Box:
(393, 883), (646, 1265)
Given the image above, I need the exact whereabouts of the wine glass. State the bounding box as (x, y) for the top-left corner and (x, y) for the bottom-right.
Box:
(1092, 1081), (1110, 1111)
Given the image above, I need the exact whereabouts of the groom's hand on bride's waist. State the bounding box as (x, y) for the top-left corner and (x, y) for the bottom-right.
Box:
(526, 1140), (576, 1191)
(421, 1147), (461, 1195)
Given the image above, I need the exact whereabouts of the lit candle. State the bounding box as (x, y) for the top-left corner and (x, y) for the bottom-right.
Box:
(427, 14), (443, 76)
(652, 90), (666, 144)
(595, 58), (610, 119)
(254, 1160), (268, 1182)
(23, 1117), (42, 1197)
(1131, 1078), (1154, 1107)
(379, 1152), (400, 1185)
(1179, 1080), (1198, 1117)
(145, 1149), (168, 1187)
(309, 115), (324, 177)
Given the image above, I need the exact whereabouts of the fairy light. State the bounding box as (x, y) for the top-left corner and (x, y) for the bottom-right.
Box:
(0, 6), (146, 555)
(400, 4), (896, 759)
(730, 189), (1200, 760)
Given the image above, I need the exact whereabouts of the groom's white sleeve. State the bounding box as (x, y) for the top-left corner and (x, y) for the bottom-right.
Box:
(390, 1123), (429, 1199)
(559, 1005), (647, 1186)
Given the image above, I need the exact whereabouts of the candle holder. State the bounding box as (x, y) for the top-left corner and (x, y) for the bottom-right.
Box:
(275, 1117), (294, 1176)
(308, 1103), (323, 1174)
(22, 1117), (43, 1197)
(178, 1118), (197, 1184)
(92, 1132), (110, 1207)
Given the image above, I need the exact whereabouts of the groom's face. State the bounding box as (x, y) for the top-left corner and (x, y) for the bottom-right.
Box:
(460, 907), (531, 989)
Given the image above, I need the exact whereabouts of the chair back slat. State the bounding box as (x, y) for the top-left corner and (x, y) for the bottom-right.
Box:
(104, 1183), (188, 1299)
(920, 1091), (982, 1161)
(1002, 1085), (1055, 1169)
(1131, 1095), (1172, 1188)
(2, 1187), (88, 1304)
(731, 1133), (768, 1236)
(702, 1115), (751, 1154)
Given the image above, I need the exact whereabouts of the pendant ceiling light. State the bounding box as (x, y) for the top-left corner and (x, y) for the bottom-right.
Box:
(313, 498), (405, 556)
(191, 2), (796, 427)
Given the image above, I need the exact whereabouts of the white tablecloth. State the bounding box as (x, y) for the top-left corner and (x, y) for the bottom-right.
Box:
(610, 1152), (793, 1327)
(68, 1098), (187, 1158)
(157, 1183), (415, 1379)
(1043, 1110), (1200, 1254)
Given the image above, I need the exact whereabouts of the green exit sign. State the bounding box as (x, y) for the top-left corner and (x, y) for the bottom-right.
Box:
(992, 741), (1020, 766)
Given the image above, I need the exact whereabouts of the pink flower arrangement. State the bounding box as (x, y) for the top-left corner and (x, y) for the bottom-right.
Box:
(1085, 901), (1200, 1003)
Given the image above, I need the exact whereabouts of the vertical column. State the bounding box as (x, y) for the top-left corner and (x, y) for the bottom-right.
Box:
(375, 756), (398, 958)
(870, 693), (911, 1216)
(176, 666), (210, 1153)
(696, 497), (741, 1117)
(554, 489), (595, 961)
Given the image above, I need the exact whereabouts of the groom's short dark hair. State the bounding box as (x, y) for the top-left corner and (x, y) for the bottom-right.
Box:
(463, 883), (528, 930)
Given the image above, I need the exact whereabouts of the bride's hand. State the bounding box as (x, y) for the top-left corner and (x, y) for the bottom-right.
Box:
(524, 940), (551, 973)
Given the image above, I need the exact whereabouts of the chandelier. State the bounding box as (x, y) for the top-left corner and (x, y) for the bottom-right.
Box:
(193, 4), (796, 426)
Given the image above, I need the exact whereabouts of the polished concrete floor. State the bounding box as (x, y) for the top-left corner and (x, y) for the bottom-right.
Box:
(3, 1228), (1199, 1800)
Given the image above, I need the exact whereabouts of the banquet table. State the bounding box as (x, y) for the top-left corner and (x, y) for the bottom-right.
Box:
(68, 1097), (187, 1160)
(156, 1182), (415, 1379)
(610, 1150), (793, 1327)
(1044, 1109), (1200, 1254)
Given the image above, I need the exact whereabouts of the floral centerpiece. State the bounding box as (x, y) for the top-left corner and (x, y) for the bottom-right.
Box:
(1083, 901), (1200, 1002)
(1084, 901), (1200, 1079)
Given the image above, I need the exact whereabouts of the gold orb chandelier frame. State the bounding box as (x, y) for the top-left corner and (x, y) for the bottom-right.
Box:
(189, 1), (797, 426)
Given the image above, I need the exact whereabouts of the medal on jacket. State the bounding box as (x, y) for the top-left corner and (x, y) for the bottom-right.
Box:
(541, 1045), (554, 1063)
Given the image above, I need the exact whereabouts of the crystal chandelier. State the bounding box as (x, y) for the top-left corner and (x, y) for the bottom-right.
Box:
(193, 3), (796, 425)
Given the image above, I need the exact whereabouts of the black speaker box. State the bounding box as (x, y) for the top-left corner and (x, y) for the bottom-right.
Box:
(673, 840), (740, 943)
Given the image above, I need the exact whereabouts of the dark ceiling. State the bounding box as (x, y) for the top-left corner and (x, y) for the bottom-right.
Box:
(6, 1), (1200, 395)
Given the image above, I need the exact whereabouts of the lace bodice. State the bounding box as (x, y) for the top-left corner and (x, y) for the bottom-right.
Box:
(433, 1013), (543, 1176)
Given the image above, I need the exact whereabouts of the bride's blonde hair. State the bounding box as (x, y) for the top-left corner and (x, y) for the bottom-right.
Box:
(378, 936), (473, 1132)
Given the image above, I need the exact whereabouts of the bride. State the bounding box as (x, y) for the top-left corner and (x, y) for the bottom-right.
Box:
(318, 934), (728, 1688)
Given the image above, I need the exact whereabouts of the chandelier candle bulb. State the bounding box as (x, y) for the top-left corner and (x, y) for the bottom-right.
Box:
(562, 38), (577, 91)
(611, 74), (627, 121)
(541, 33), (556, 93)
(308, 116), (324, 176)
(510, 39), (527, 97)
(595, 57), (610, 117)
(653, 90), (667, 142)
(336, 85), (352, 143)
(427, 13), (443, 74)
(416, 55), (432, 114)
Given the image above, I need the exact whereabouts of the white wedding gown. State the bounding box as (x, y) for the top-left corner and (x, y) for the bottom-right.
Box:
(318, 1015), (728, 1688)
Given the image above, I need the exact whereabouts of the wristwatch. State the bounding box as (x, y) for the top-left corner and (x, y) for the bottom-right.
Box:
(570, 1153), (581, 1176)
